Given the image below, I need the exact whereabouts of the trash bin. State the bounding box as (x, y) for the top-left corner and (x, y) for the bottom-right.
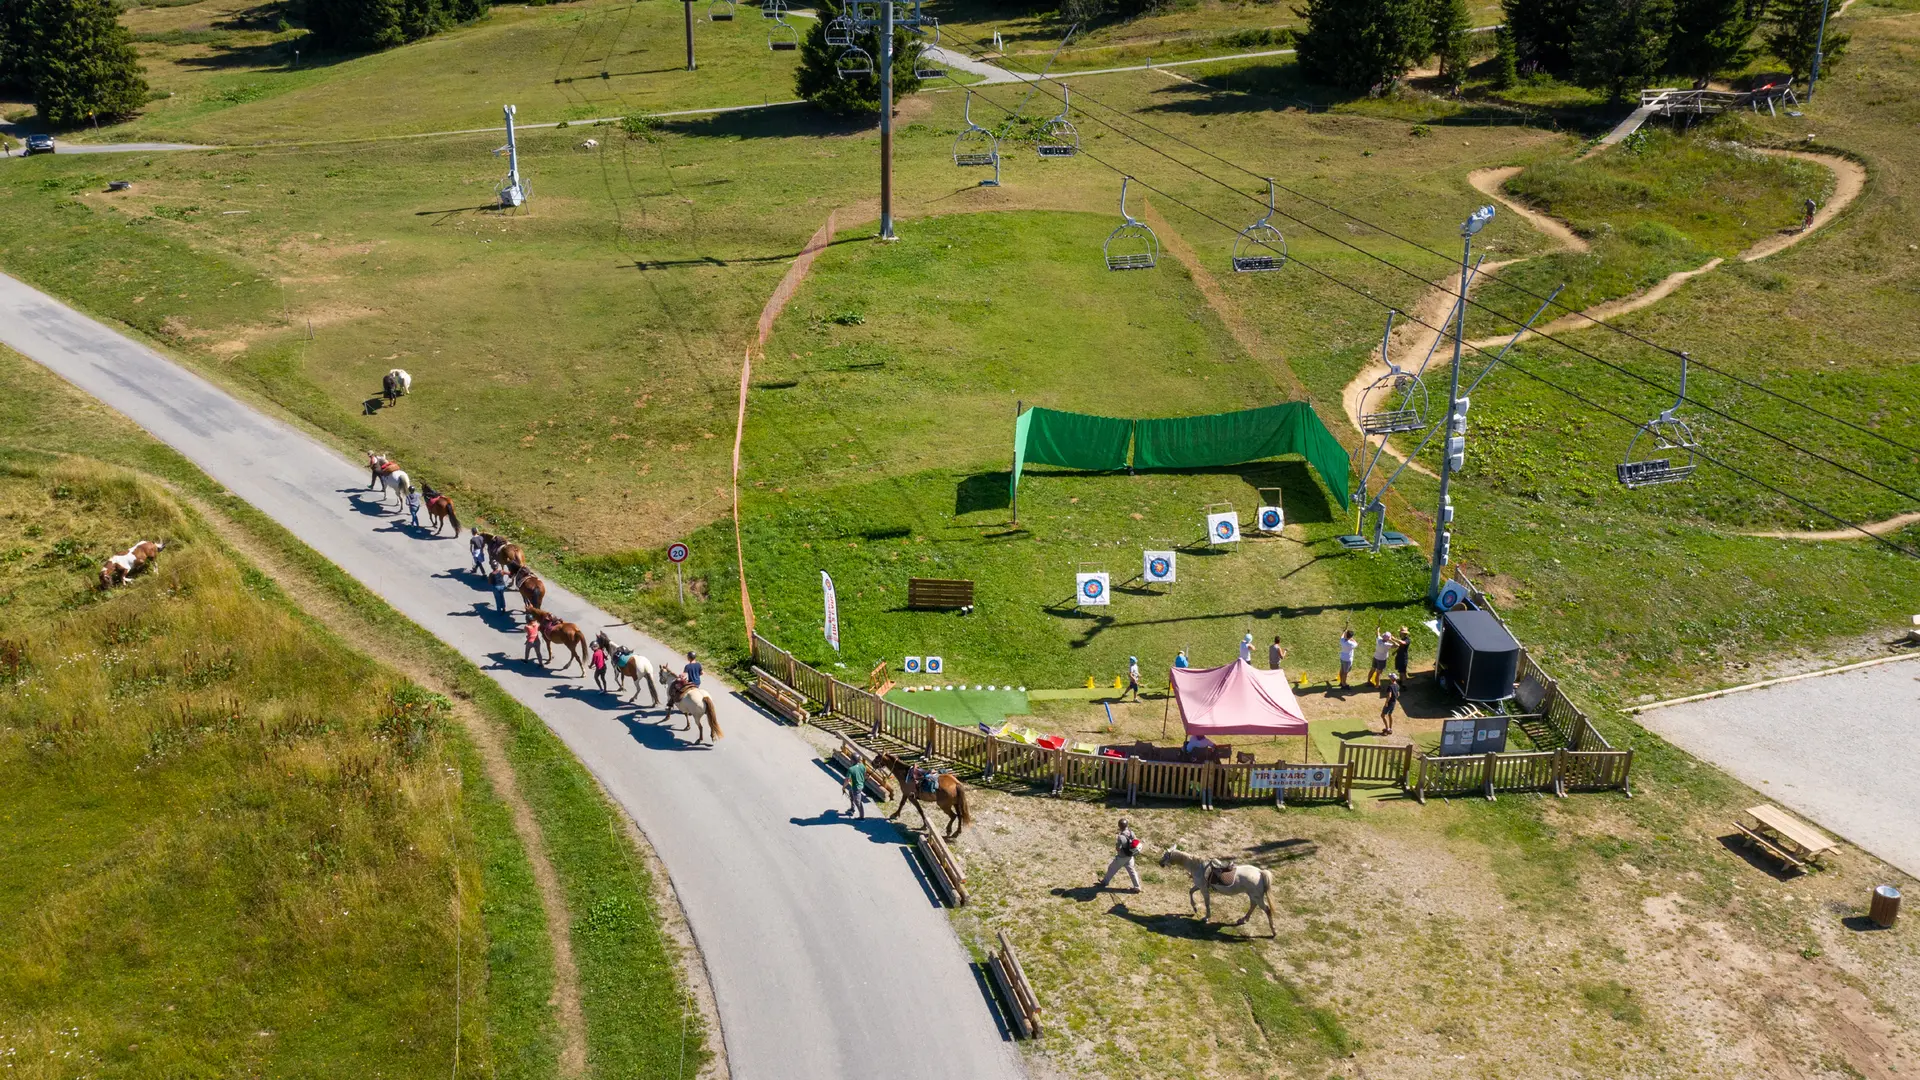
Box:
(1870, 884), (1901, 928)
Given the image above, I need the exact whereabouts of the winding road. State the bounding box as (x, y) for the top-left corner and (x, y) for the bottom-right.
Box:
(0, 270), (1024, 1080)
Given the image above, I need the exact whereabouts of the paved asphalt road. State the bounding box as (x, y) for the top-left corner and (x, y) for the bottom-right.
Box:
(1637, 657), (1920, 878)
(0, 270), (1024, 1080)
(2, 141), (209, 155)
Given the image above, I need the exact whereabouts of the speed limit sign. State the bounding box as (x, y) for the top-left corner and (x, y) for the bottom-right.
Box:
(667, 543), (690, 605)
(667, 543), (689, 563)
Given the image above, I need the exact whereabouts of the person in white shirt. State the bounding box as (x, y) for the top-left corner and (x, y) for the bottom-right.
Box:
(1370, 629), (1393, 687)
(1338, 630), (1358, 691)
(1238, 633), (1254, 663)
(1125, 656), (1140, 701)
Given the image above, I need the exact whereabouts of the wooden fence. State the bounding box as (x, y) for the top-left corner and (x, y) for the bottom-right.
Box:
(750, 617), (1632, 805)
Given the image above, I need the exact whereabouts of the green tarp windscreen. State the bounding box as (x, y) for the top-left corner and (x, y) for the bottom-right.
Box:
(1133, 402), (1350, 509)
(1010, 402), (1350, 510)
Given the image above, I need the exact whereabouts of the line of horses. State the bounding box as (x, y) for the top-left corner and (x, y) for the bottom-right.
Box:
(361, 451), (721, 745)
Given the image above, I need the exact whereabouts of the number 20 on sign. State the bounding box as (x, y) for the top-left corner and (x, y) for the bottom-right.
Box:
(668, 543), (689, 604)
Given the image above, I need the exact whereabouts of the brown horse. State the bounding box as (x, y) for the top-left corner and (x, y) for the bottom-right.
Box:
(513, 567), (547, 611)
(523, 606), (587, 674)
(98, 540), (165, 589)
(422, 486), (461, 537)
(873, 751), (972, 839)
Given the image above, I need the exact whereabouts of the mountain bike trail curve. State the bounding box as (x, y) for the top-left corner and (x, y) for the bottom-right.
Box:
(0, 269), (1025, 1080)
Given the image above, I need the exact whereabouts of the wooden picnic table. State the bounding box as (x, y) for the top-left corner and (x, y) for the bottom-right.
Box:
(1736, 804), (1837, 873)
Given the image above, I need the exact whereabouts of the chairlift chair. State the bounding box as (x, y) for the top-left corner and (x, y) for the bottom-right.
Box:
(835, 44), (874, 78)
(1231, 178), (1288, 272)
(708, 0), (734, 19)
(1037, 84), (1079, 158)
(1103, 176), (1158, 271)
(1357, 314), (1431, 436)
(762, 0), (786, 17)
(913, 22), (947, 80)
(952, 90), (1002, 182)
(1616, 352), (1699, 488)
(768, 15), (799, 49)
(825, 14), (853, 46)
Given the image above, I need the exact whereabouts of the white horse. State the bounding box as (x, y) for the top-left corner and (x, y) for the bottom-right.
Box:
(594, 632), (662, 706)
(383, 368), (412, 403)
(365, 452), (411, 508)
(1160, 846), (1276, 935)
(665, 683), (724, 745)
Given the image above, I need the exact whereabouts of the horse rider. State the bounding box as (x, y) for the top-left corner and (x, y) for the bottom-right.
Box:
(682, 652), (702, 688)
(1096, 818), (1142, 892)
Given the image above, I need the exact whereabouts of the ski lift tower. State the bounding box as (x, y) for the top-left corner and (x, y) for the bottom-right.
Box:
(1428, 204), (1495, 605)
(497, 104), (527, 209)
(843, 0), (936, 240)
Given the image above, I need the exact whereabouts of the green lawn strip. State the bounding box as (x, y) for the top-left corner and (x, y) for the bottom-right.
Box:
(885, 686), (1031, 726)
(0, 347), (705, 1080)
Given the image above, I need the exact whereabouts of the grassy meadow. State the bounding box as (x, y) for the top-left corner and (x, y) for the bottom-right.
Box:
(0, 456), (510, 1076)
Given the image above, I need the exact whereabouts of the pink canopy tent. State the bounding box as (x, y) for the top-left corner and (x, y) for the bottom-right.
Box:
(1168, 659), (1308, 737)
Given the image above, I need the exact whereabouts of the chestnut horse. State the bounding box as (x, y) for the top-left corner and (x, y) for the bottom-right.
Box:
(421, 485), (461, 537)
(512, 567), (546, 611)
(523, 606), (587, 674)
(98, 540), (165, 589)
(873, 751), (972, 838)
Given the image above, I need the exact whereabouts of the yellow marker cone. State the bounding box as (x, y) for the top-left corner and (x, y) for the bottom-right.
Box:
(1085, 676), (1096, 689)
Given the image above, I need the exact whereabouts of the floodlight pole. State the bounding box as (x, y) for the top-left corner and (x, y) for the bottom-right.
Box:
(684, 0), (697, 71)
(1807, 0), (1832, 100)
(879, 0), (896, 240)
(1429, 205), (1494, 605)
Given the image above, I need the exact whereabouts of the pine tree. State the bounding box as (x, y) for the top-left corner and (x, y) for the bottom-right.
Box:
(1492, 25), (1520, 88)
(1430, 0), (1473, 90)
(1667, 0), (1763, 84)
(1294, 0), (1430, 93)
(4, 0), (149, 127)
(1762, 0), (1847, 81)
(793, 3), (922, 117)
(1573, 0), (1673, 102)
(1501, 0), (1583, 74)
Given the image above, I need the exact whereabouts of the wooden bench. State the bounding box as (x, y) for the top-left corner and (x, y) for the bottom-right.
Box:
(908, 577), (974, 610)
(748, 666), (810, 725)
(914, 829), (968, 907)
(1736, 804), (1836, 874)
(987, 931), (1043, 1038)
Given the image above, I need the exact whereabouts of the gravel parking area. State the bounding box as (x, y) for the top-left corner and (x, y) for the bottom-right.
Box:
(1637, 656), (1920, 877)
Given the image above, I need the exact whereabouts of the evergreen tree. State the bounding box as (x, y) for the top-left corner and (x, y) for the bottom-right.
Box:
(1501, 0), (1583, 74)
(1667, 0), (1762, 84)
(293, 0), (485, 53)
(1573, 0), (1673, 102)
(1762, 0), (1847, 81)
(793, 3), (922, 117)
(1294, 0), (1430, 93)
(1, 0), (149, 127)
(1492, 25), (1520, 88)
(1430, 0), (1473, 90)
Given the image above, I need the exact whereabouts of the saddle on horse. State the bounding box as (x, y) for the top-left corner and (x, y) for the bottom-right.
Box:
(666, 676), (690, 706)
(908, 766), (945, 796)
(612, 646), (633, 669)
(1206, 859), (1238, 888)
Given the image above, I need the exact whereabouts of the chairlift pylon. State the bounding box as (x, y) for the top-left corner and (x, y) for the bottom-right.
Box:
(952, 90), (1001, 185)
(1037, 84), (1079, 158)
(835, 44), (874, 78)
(1231, 178), (1287, 273)
(708, 0), (734, 19)
(825, 14), (853, 46)
(1103, 176), (1158, 271)
(767, 14), (798, 49)
(1617, 351), (1699, 488)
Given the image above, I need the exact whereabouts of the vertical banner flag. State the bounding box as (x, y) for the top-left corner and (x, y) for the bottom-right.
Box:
(1075, 572), (1111, 607)
(1142, 550), (1177, 584)
(1256, 505), (1284, 532)
(1207, 511), (1241, 545)
(821, 571), (840, 651)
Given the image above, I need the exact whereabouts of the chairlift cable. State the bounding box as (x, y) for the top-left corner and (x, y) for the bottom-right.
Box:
(930, 27), (1920, 458)
(940, 71), (1920, 505)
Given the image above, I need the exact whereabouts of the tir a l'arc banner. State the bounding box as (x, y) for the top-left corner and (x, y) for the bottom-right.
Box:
(821, 570), (840, 651)
(1010, 402), (1350, 509)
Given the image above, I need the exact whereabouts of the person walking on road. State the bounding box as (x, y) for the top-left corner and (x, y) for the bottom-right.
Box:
(1338, 630), (1358, 692)
(406, 486), (421, 527)
(1125, 656), (1140, 701)
(590, 641), (610, 691)
(1269, 636), (1287, 670)
(682, 651), (703, 688)
(1393, 627), (1412, 682)
(469, 532), (487, 574)
(1380, 672), (1401, 736)
(1369, 628), (1393, 687)
(523, 618), (544, 666)
(1096, 818), (1142, 892)
(489, 566), (509, 612)
(844, 757), (868, 819)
